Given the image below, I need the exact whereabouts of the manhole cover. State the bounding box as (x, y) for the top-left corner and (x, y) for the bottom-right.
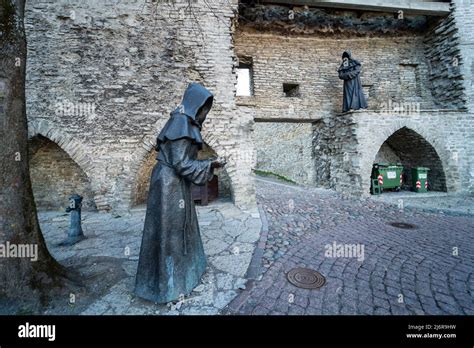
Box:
(389, 222), (417, 229)
(286, 268), (326, 289)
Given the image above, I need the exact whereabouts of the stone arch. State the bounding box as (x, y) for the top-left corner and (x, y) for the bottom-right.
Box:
(360, 122), (451, 194)
(28, 120), (95, 179)
(28, 135), (97, 210)
(28, 120), (100, 209)
(117, 114), (238, 210)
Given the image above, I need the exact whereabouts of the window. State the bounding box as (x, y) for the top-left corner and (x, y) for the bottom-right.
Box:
(283, 83), (300, 97)
(236, 57), (253, 96)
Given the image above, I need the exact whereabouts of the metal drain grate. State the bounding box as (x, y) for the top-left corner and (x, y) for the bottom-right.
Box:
(389, 222), (418, 229)
(286, 267), (326, 289)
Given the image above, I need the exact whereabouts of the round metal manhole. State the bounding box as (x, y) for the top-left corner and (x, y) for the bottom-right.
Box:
(286, 268), (326, 289)
(388, 222), (418, 229)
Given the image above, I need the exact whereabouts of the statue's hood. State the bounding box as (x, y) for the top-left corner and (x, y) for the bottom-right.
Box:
(342, 51), (352, 59)
(156, 83), (213, 150)
(175, 83), (213, 121)
(340, 51), (360, 67)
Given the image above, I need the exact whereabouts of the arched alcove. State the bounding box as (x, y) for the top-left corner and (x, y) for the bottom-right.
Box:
(373, 127), (447, 191)
(132, 143), (232, 207)
(29, 135), (97, 210)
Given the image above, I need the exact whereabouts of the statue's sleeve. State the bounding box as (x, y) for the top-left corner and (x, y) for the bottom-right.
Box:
(338, 65), (361, 80)
(169, 138), (214, 185)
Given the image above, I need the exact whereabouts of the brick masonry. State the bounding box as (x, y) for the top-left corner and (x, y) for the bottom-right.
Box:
(333, 110), (472, 196)
(234, 2), (473, 195)
(25, 0), (473, 211)
(25, 0), (256, 211)
(29, 135), (96, 210)
(253, 122), (315, 185)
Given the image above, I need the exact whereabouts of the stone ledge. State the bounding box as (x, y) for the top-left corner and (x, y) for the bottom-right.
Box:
(336, 108), (468, 116)
(261, 0), (451, 16)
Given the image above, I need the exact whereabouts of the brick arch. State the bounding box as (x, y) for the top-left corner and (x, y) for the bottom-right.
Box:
(124, 131), (234, 209)
(359, 121), (453, 195)
(28, 120), (95, 179)
(27, 120), (102, 208)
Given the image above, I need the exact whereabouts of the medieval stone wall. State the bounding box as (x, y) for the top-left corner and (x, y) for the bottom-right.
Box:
(25, 0), (256, 211)
(424, 4), (465, 109)
(235, 27), (438, 186)
(235, 3), (473, 193)
(235, 32), (436, 120)
(24, 0), (473, 206)
(253, 122), (314, 185)
(451, 0), (474, 114)
(374, 143), (401, 164)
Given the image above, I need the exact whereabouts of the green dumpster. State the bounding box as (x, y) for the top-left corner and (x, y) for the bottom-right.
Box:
(371, 163), (404, 193)
(412, 167), (430, 192)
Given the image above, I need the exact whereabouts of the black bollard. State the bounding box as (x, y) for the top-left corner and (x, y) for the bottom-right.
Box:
(58, 194), (86, 246)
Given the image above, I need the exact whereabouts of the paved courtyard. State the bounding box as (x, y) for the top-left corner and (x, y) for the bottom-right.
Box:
(39, 201), (261, 315)
(225, 178), (474, 315)
(38, 177), (473, 315)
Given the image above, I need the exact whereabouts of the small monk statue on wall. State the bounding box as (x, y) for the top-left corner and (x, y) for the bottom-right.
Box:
(338, 51), (368, 113)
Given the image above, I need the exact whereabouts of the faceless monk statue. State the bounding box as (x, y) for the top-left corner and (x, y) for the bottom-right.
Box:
(338, 51), (368, 113)
(135, 83), (226, 303)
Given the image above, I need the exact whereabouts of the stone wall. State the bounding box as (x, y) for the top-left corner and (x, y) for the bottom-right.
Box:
(451, 0), (474, 114)
(29, 136), (96, 210)
(235, 31), (436, 120)
(253, 122), (314, 185)
(234, 27), (439, 188)
(24, 0), (474, 206)
(235, 2), (473, 196)
(424, 5), (465, 109)
(374, 143), (401, 164)
(450, 0), (474, 193)
(25, 0), (256, 211)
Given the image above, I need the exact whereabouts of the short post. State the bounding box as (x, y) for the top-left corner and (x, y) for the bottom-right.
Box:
(58, 194), (86, 246)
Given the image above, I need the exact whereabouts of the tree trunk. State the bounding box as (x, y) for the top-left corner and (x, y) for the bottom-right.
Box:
(0, 0), (65, 312)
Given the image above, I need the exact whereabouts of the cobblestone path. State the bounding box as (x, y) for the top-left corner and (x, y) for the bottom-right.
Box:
(226, 178), (474, 315)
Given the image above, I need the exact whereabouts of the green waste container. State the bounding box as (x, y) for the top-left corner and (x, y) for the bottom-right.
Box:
(412, 167), (430, 193)
(371, 163), (404, 192)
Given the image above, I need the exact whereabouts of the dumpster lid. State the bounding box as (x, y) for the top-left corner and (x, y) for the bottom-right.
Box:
(387, 162), (403, 167)
(413, 167), (430, 171)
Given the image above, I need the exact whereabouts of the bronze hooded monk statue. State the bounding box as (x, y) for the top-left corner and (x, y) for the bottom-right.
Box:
(135, 83), (225, 303)
(338, 51), (368, 113)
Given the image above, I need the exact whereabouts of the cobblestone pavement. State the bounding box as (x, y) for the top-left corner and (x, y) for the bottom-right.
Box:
(371, 191), (474, 216)
(39, 200), (261, 315)
(226, 178), (474, 315)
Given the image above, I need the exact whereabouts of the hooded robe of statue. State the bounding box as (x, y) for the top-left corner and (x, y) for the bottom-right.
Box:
(134, 83), (214, 303)
(338, 51), (368, 113)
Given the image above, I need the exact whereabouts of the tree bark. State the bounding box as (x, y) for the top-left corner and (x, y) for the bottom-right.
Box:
(0, 0), (65, 312)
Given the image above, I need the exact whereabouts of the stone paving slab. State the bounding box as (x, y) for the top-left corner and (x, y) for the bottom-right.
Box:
(38, 200), (261, 315)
